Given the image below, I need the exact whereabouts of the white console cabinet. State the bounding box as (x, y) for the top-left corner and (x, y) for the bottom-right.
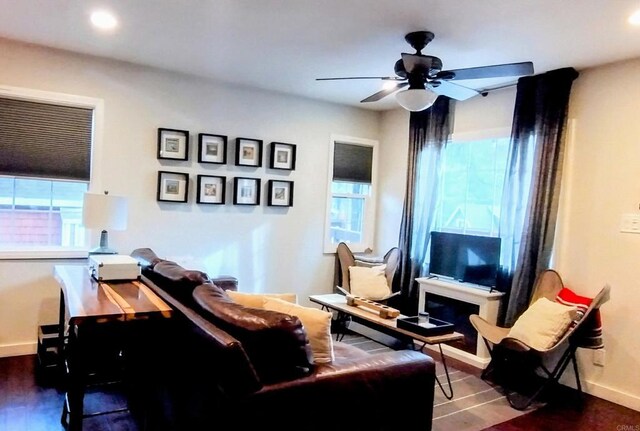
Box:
(416, 277), (505, 369)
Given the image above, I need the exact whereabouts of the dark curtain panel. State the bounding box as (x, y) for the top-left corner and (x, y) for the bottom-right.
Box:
(502, 67), (579, 325)
(398, 97), (455, 314)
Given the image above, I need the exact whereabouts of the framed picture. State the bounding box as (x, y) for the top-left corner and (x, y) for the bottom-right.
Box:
(158, 128), (189, 160)
(235, 138), (263, 167)
(198, 133), (227, 164)
(233, 177), (261, 205)
(157, 171), (189, 202)
(197, 175), (226, 204)
(269, 142), (297, 170)
(267, 180), (294, 207)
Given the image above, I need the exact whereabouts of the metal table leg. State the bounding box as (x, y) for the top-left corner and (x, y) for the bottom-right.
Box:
(417, 342), (454, 400)
(322, 306), (351, 342)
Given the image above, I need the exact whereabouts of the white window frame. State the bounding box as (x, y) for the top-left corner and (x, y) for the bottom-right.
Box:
(323, 134), (378, 254)
(0, 85), (104, 259)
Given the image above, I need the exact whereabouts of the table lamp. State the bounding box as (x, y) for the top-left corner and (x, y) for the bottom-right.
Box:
(82, 191), (128, 255)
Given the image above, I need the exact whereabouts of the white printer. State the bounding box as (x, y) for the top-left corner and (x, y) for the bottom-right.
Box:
(88, 254), (141, 281)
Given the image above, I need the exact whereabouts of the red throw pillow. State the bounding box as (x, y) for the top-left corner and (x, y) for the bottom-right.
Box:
(555, 287), (603, 349)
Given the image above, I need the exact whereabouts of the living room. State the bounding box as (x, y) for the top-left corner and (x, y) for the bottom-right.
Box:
(1, 1), (640, 430)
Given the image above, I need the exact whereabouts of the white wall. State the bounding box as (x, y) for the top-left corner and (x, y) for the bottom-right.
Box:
(376, 108), (409, 253)
(0, 38), (380, 356)
(377, 64), (640, 410)
(553, 58), (640, 410)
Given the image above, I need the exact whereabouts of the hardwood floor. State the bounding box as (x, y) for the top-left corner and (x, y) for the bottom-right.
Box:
(0, 355), (137, 431)
(1, 354), (638, 430)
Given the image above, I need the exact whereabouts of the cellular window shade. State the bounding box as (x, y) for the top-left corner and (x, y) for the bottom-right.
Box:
(0, 97), (93, 181)
(333, 143), (373, 184)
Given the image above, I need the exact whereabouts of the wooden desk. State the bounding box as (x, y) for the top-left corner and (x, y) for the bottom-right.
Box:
(55, 265), (172, 431)
(310, 293), (463, 399)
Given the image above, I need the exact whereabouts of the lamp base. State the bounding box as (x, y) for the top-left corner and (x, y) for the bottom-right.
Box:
(88, 246), (118, 255)
(89, 229), (118, 255)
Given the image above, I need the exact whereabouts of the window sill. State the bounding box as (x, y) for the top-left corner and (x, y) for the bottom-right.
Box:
(0, 247), (88, 260)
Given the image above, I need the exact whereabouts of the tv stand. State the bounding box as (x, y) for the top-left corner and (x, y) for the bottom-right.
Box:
(416, 277), (505, 369)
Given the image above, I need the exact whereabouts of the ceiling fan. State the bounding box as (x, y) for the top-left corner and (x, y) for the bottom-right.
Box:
(316, 31), (534, 111)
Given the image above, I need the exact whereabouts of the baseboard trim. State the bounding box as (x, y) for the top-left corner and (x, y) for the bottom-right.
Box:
(584, 379), (640, 412)
(0, 342), (37, 358)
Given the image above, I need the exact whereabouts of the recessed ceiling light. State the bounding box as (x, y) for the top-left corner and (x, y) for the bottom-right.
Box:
(629, 9), (640, 26)
(90, 10), (118, 30)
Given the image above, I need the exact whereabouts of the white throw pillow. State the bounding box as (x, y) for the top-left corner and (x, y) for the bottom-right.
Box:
(348, 264), (390, 300)
(226, 291), (298, 309)
(261, 297), (334, 364)
(507, 297), (577, 351)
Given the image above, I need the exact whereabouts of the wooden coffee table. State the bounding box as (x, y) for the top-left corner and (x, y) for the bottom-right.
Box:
(310, 293), (464, 399)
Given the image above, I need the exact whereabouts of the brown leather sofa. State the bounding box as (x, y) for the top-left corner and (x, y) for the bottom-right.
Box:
(129, 248), (435, 430)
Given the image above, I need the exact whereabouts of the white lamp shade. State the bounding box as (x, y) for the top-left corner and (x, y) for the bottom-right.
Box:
(395, 88), (439, 112)
(82, 192), (128, 230)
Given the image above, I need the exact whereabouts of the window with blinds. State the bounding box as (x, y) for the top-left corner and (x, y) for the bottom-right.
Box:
(325, 138), (377, 253)
(0, 95), (93, 251)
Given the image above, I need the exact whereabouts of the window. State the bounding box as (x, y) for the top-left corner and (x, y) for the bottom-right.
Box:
(432, 133), (510, 237)
(0, 177), (87, 247)
(324, 135), (377, 253)
(0, 86), (102, 258)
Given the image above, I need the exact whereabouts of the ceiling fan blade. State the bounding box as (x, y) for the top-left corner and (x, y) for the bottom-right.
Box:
(401, 53), (434, 74)
(429, 80), (480, 101)
(316, 76), (396, 81)
(361, 82), (408, 103)
(438, 61), (534, 81)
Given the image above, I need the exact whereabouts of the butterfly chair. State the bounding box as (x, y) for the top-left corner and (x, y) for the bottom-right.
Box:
(470, 269), (611, 410)
(335, 242), (401, 303)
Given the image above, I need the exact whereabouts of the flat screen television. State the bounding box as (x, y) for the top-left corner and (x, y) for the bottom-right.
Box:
(429, 231), (501, 289)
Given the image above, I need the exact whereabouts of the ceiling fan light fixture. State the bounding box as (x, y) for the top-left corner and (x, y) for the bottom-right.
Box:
(395, 88), (438, 111)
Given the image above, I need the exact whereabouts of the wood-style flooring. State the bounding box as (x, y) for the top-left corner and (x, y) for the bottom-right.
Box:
(1, 354), (638, 431)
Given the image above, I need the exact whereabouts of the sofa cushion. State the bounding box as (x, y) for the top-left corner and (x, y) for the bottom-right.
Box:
(227, 291), (298, 308)
(261, 297), (334, 364)
(193, 284), (313, 384)
(149, 260), (211, 301)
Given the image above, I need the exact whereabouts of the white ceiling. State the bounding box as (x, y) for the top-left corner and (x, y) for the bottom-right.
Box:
(2, 0), (640, 110)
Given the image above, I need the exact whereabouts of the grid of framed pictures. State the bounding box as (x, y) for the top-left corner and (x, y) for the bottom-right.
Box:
(156, 128), (295, 206)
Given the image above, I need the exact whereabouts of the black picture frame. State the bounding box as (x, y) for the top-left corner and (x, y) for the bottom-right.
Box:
(267, 180), (294, 207)
(198, 133), (227, 164)
(233, 177), (261, 205)
(196, 175), (226, 204)
(157, 171), (189, 203)
(235, 138), (263, 167)
(158, 128), (189, 160)
(269, 142), (297, 170)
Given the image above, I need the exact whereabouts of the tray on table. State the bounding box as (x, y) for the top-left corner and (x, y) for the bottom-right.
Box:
(396, 316), (454, 337)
